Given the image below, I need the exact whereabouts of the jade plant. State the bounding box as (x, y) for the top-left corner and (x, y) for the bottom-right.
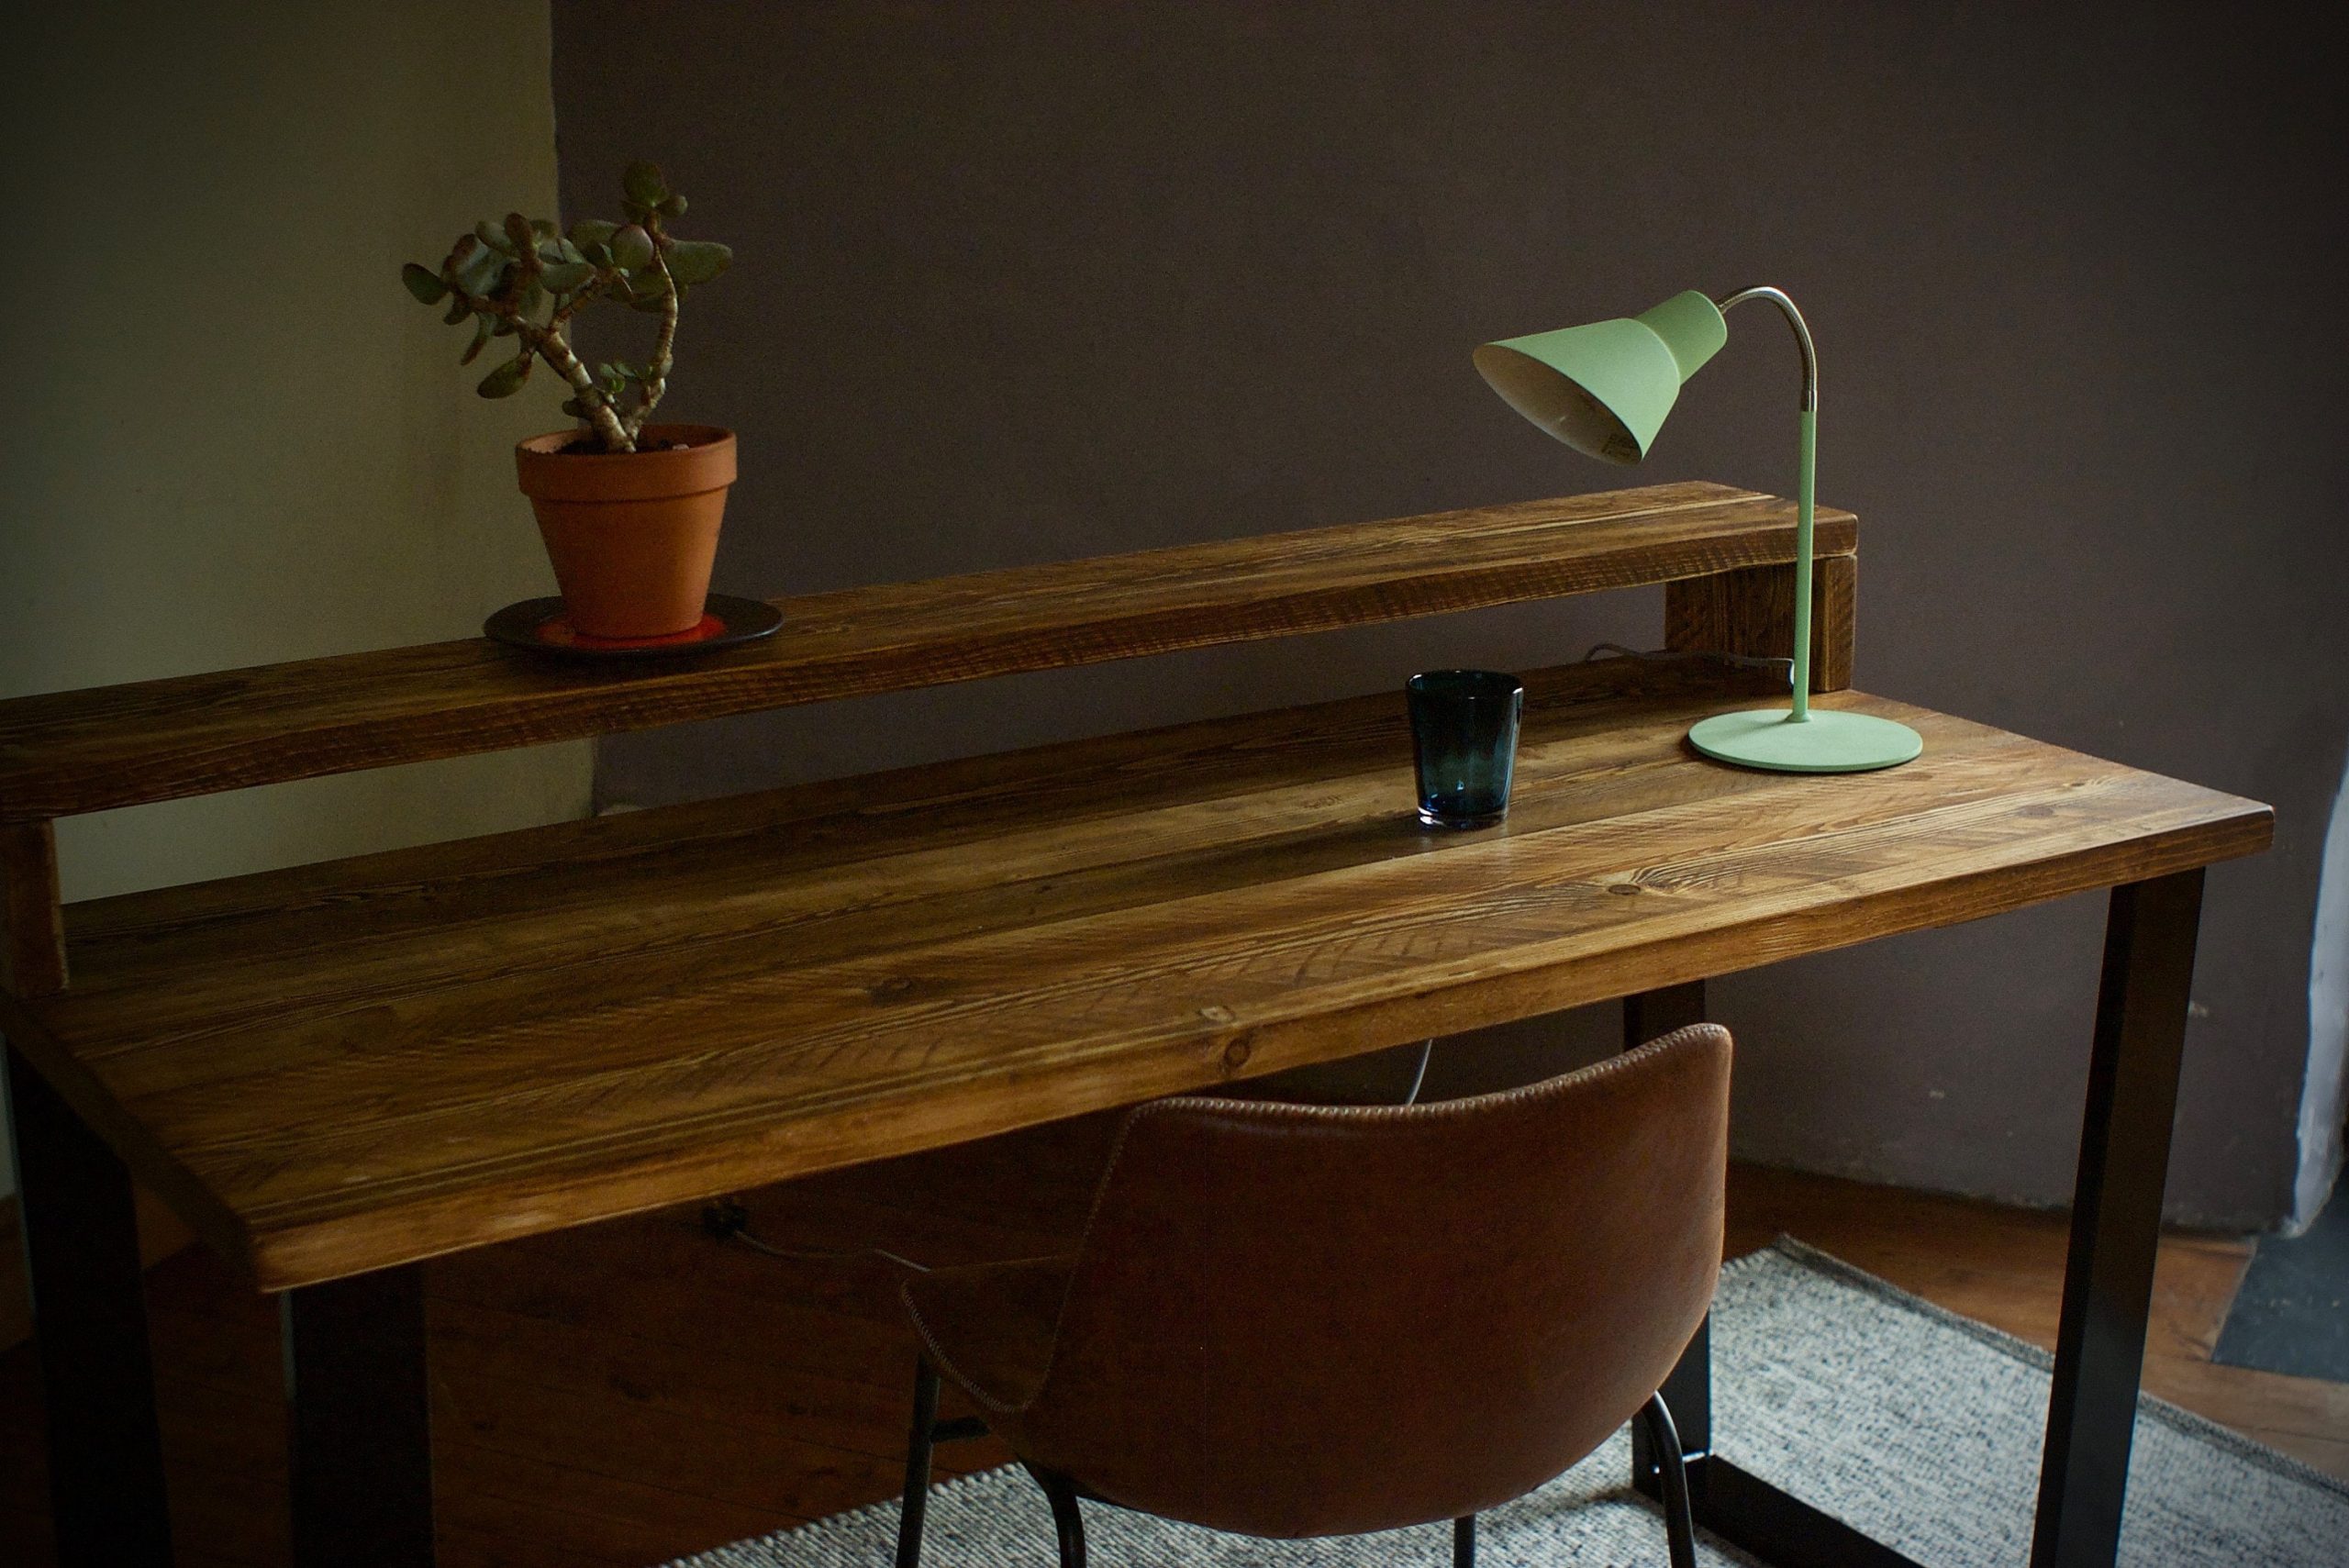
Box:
(402, 161), (730, 454)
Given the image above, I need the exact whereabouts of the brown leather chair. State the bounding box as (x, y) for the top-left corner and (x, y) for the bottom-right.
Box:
(893, 1022), (1730, 1567)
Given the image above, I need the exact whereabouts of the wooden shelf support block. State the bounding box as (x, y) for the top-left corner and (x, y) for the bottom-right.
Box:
(1665, 555), (1857, 694)
(2, 820), (66, 997)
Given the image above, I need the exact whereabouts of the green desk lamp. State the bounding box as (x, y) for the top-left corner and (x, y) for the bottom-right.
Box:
(1474, 287), (1921, 773)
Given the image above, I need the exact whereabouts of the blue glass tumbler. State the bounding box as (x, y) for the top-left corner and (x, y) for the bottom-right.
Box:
(1406, 670), (1524, 828)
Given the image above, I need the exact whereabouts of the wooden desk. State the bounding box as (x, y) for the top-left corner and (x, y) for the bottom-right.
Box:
(0, 484), (2269, 1568)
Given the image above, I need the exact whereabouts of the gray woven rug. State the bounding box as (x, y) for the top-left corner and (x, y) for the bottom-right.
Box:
(669, 1239), (2349, 1566)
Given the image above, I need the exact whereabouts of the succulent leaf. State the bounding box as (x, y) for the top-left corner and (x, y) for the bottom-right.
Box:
(609, 224), (655, 272)
(476, 355), (531, 398)
(664, 240), (731, 286)
(456, 247), (507, 296)
(425, 165), (721, 417)
(623, 161), (669, 206)
(459, 314), (494, 365)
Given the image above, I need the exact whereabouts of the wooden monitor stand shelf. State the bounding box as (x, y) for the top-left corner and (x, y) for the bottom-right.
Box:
(0, 482), (2270, 1568)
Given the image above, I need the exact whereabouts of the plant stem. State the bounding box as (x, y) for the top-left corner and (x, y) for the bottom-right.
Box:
(520, 318), (633, 451)
(454, 283), (632, 451)
(625, 251), (680, 442)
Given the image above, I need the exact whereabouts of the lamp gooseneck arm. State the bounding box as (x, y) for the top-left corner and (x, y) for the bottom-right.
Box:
(1715, 285), (1818, 719)
(1714, 285), (1818, 412)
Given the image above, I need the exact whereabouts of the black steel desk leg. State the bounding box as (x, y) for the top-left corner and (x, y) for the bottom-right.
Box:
(4, 1041), (174, 1566)
(2032, 869), (2205, 1568)
(283, 1263), (436, 1567)
(1625, 983), (1712, 1503)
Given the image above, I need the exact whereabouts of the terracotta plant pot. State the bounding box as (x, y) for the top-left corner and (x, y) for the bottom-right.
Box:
(514, 424), (737, 639)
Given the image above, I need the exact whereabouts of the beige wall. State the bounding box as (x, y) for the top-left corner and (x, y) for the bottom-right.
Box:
(2, 2), (590, 1190)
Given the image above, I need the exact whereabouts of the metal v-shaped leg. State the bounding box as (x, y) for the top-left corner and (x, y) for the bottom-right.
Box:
(1620, 873), (2204, 1568)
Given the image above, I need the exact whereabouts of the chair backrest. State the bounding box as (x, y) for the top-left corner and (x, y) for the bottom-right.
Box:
(1015, 1022), (1731, 1539)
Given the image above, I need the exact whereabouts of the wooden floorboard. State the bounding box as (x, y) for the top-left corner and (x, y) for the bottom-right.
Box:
(1724, 1165), (2349, 1479)
(1, 1122), (2339, 1567)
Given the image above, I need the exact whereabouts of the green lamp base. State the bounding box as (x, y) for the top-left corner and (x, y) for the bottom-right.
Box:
(1687, 707), (1923, 773)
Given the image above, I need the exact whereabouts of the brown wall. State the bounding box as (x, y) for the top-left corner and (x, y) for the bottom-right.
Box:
(554, 2), (2349, 1229)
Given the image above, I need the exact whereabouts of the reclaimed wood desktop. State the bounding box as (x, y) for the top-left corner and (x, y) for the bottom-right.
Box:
(0, 483), (2270, 1568)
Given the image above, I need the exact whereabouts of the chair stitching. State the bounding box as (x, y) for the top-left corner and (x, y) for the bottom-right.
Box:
(911, 1021), (1728, 1419)
(1150, 1021), (1728, 1130)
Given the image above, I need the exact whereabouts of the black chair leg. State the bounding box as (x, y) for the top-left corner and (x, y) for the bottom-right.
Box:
(1453, 1513), (1475, 1566)
(1636, 1391), (1698, 1568)
(1027, 1465), (1088, 1568)
(896, 1360), (941, 1568)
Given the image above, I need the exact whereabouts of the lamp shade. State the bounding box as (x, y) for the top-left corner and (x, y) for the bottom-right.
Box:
(1472, 290), (1729, 463)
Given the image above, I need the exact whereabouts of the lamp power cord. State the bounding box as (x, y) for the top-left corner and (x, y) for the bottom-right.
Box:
(700, 1197), (934, 1273)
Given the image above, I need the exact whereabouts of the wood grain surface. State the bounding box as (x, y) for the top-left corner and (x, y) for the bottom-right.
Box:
(0, 821), (66, 996)
(0, 659), (2267, 1291)
(0, 483), (1854, 822)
